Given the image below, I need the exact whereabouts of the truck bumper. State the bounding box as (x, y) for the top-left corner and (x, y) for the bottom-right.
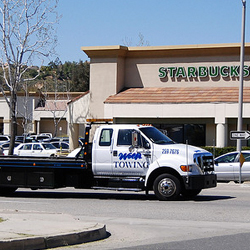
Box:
(182, 174), (217, 190)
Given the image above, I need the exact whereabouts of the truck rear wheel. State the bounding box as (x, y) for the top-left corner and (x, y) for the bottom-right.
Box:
(153, 174), (181, 201)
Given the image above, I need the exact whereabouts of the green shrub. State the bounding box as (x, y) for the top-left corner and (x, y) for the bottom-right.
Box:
(202, 146), (250, 158)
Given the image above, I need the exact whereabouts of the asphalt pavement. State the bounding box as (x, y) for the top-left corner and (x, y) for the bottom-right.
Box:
(0, 209), (107, 250)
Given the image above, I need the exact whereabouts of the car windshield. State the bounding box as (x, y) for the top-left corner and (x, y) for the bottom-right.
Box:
(139, 127), (175, 145)
(42, 143), (56, 150)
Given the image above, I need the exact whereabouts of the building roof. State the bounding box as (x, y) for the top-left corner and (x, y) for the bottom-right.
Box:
(67, 91), (89, 105)
(35, 100), (68, 111)
(104, 87), (250, 104)
(82, 43), (250, 58)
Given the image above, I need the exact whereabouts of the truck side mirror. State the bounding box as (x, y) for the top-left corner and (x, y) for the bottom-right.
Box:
(132, 131), (138, 147)
(144, 142), (150, 149)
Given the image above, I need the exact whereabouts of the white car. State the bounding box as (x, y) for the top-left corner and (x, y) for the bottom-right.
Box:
(7, 142), (59, 157)
(51, 141), (69, 150)
(3, 143), (23, 156)
(67, 147), (83, 158)
(214, 150), (250, 182)
(0, 135), (10, 145)
(1, 142), (21, 150)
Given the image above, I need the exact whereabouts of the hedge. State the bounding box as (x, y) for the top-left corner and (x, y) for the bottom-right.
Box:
(202, 146), (250, 158)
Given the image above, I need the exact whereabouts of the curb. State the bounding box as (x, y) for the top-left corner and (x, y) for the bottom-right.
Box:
(0, 224), (107, 250)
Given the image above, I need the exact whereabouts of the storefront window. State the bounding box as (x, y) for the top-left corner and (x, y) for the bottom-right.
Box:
(154, 124), (206, 146)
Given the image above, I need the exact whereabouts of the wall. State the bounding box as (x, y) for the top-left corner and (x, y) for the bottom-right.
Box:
(67, 92), (90, 150)
(89, 57), (125, 118)
(82, 44), (250, 147)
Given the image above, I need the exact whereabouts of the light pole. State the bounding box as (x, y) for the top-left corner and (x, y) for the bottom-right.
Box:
(237, 0), (246, 152)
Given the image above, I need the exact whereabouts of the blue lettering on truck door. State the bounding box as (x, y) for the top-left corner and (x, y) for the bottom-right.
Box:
(112, 129), (151, 176)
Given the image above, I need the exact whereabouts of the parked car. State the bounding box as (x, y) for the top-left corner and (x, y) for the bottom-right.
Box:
(51, 141), (69, 150)
(27, 135), (51, 142)
(16, 136), (36, 143)
(49, 137), (69, 143)
(3, 143), (24, 156)
(78, 137), (85, 146)
(0, 135), (10, 145)
(50, 141), (70, 156)
(8, 142), (59, 157)
(15, 136), (25, 143)
(67, 147), (83, 158)
(39, 133), (52, 139)
(0, 142), (21, 150)
(214, 150), (250, 182)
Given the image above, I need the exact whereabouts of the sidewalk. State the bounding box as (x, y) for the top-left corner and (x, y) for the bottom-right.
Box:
(0, 210), (107, 250)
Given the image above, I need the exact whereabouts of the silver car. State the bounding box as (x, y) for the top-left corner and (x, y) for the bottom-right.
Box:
(214, 150), (250, 182)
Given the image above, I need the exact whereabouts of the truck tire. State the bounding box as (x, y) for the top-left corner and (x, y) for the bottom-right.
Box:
(153, 174), (181, 201)
(181, 189), (201, 199)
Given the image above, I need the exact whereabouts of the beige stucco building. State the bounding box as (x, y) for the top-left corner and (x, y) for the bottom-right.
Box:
(79, 43), (250, 148)
(0, 92), (85, 140)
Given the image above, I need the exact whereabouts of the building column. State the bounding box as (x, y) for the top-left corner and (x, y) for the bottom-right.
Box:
(3, 119), (11, 135)
(31, 120), (36, 134)
(36, 120), (40, 135)
(68, 123), (79, 151)
(216, 122), (227, 147)
(215, 104), (227, 147)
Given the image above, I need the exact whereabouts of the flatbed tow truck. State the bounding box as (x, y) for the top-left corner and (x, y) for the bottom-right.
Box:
(0, 120), (216, 200)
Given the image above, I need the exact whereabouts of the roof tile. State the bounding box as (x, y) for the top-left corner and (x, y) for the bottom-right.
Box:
(105, 87), (250, 104)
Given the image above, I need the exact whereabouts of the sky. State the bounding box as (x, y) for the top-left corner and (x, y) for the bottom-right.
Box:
(53, 0), (249, 64)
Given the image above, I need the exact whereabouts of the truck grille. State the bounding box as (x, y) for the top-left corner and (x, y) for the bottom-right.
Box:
(194, 155), (214, 172)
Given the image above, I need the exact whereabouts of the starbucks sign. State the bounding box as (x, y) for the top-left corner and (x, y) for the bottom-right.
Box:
(159, 65), (250, 79)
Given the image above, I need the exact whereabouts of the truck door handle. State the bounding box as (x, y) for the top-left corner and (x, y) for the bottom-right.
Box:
(143, 152), (151, 158)
(113, 151), (118, 157)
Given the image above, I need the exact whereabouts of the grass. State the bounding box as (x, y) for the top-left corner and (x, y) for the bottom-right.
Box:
(0, 217), (5, 223)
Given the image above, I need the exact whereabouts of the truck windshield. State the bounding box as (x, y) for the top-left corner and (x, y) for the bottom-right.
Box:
(139, 127), (175, 145)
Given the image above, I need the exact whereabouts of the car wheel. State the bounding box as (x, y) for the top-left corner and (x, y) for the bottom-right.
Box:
(153, 174), (181, 201)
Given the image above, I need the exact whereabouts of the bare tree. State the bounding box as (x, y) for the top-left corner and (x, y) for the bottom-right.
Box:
(19, 80), (33, 135)
(41, 77), (70, 138)
(122, 32), (150, 47)
(0, 0), (59, 154)
(136, 33), (150, 47)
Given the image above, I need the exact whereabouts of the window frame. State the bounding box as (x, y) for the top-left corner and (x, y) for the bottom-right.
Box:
(99, 128), (113, 147)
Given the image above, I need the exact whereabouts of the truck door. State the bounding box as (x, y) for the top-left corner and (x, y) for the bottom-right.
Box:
(112, 129), (152, 176)
(92, 128), (114, 175)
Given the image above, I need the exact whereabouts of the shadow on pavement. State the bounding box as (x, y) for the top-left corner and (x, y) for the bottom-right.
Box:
(5, 189), (235, 202)
(190, 195), (235, 202)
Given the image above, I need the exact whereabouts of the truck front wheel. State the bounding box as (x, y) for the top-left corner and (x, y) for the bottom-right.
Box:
(153, 174), (181, 201)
